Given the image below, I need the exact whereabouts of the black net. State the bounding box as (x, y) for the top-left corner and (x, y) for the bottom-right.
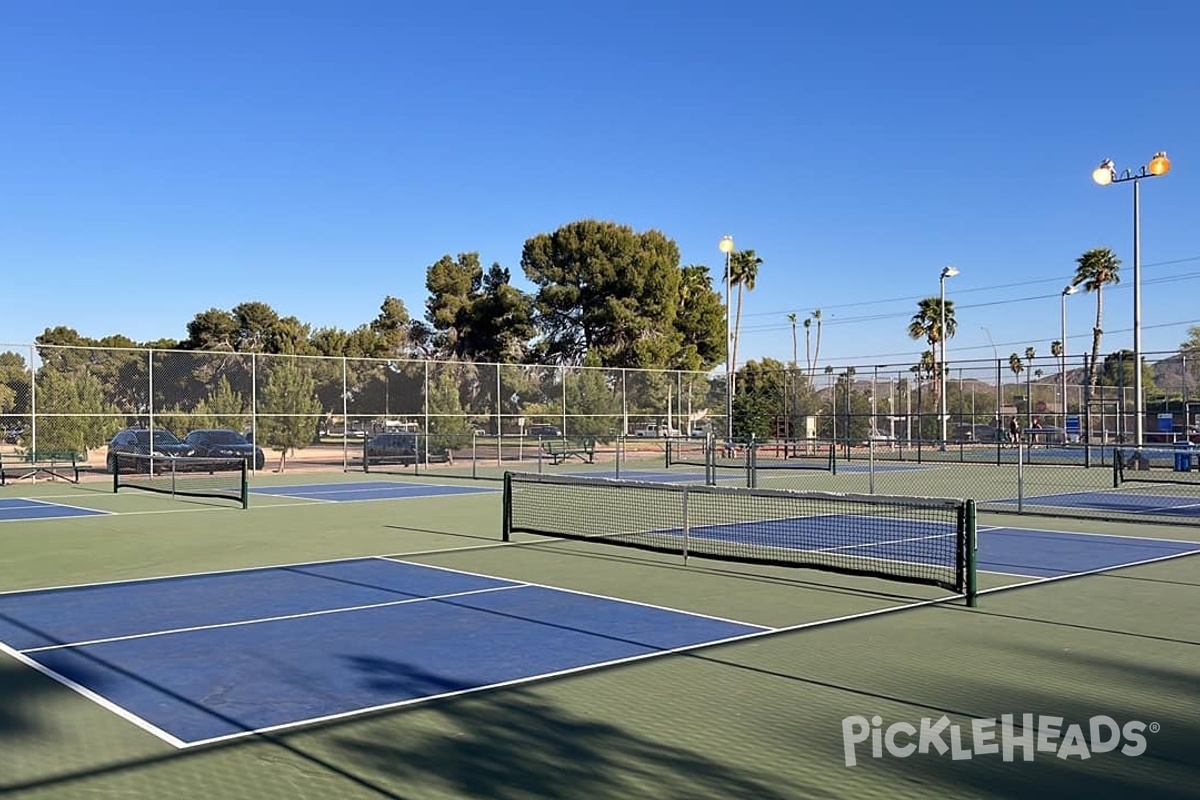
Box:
(503, 472), (972, 593)
(1114, 445), (1200, 498)
(113, 455), (248, 506)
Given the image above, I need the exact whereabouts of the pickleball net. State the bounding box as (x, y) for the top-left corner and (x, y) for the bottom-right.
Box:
(113, 455), (249, 508)
(503, 472), (976, 601)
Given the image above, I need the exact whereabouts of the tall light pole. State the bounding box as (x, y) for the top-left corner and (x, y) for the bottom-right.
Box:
(1060, 284), (1078, 428)
(939, 265), (959, 449)
(1093, 151), (1171, 447)
(719, 235), (735, 437)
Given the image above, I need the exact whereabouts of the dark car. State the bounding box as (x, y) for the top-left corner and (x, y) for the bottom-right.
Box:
(106, 428), (194, 473)
(364, 432), (418, 467)
(184, 428), (266, 471)
(527, 424), (562, 438)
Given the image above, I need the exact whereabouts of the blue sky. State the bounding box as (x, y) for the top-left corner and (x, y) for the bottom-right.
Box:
(3, 0), (1198, 372)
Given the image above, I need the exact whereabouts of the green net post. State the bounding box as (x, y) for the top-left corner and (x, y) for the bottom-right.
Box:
(240, 460), (249, 509)
(362, 438), (370, 474)
(112, 462), (119, 494)
(965, 499), (978, 608)
(1112, 450), (1121, 488)
(501, 472), (513, 541)
(830, 441), (837, 475)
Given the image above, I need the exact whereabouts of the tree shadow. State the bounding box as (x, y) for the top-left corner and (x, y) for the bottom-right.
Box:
(323, 654), (798, 800)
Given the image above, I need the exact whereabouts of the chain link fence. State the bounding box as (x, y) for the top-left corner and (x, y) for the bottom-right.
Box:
(2, 344), (1197, 501)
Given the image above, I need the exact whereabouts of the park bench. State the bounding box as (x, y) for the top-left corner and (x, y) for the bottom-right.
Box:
(0, 450), (82, 485)
(540, 437), (596, 465)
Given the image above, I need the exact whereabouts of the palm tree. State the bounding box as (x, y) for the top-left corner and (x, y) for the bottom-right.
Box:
(724, 249), (763, 393)
(803, 316), (813, 375)
(1009, 352), (1024, 378)
(787, 313), (798, 368)
(810, 308), (824, 381)
(1071, 247), (1122, 401)
(907, 297), (956, 420)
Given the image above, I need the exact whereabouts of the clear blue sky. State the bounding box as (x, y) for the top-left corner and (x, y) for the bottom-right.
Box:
(3, 0), (1198, 372)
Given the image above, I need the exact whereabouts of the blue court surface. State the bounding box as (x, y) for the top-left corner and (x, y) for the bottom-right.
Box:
(992, 489), (1200, 517)
(643, 515), (1200, 579)
(0, 498), (109, 522)
(0, 558), (767, 747)
(250, 481), (497, 503)
(564, 469), (717, 484)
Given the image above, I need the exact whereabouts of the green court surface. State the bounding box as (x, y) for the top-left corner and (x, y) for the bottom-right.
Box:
(0, 469), (1197, 799)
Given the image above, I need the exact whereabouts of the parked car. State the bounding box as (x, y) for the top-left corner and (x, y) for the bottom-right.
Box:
(527, 424), (562, 438)
(106, 428), (194, 473)
(953, 423), (1005, 444)
(184, 428), (266, 471)
(364, 432), (418, 466)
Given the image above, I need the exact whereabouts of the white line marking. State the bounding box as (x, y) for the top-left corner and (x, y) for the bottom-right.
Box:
(21, 584), (526, 654)
(984, 526), (1200, 547)
(376, 556), (774, 632)
(178, 593), (951, 749)
(975, 548), (1200, 597)
(0, 639), (188, 749)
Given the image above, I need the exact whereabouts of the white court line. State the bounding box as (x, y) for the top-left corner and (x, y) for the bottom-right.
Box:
(376, 555), (775, 633)
(0, 638), (189, 749)
(983, 526), (1200, 547)
(20, 584), (526, 654)
(179, 592), (953, 749)
(973, 547), (1200, 597)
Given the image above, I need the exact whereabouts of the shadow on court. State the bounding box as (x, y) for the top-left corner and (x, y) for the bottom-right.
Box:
(324, 655), (796, 800)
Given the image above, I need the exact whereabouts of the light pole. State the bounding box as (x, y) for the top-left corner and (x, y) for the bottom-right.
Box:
(939, 265), (959, 449)
(1093, 151), (1171, 447)
(719, 235), (735, 437)
(1060, 284), (1078, 429)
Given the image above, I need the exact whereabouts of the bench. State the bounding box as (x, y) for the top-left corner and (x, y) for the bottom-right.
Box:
(540, 437), (596, 465)
(0, 450), (82, 485)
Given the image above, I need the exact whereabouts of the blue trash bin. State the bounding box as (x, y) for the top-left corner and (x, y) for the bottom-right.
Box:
(1174, 441), (1193, 472)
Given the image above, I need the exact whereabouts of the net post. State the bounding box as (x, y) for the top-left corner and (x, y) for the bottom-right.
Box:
(615, 433), (622, 479)
(964, 499), (978, 608)
(681, 484), (689, 566)
(747, 442), (756, 489)
(362, 438), (369, 473)
(112, 460), (119, 494)
(706, 432), (715, 486)
(1112, 449), (1121, 488)
(868, 437), (876, 495)
(240, 460), (249, 509)
(664, 437), (671, 469)
(830, 441), (837, 475)
(471, 432), (478, 479)
(501, 471), (513, 541)
(1016, 441), (1024, 513)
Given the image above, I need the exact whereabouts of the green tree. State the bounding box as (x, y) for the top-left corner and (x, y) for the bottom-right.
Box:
(564, 354), (621, 437)
(256, 359), (322, 471)
(0, 351), (29, 423)
(672, 266), (724, 371)
(732, 359), (787, 439)
(1098, 349), (1157, 396)
(521, 220), (696, 368)
(30, 369), (119, 454)
(1070, 247), (1121, 400)
(1180, 326), (1200, 353)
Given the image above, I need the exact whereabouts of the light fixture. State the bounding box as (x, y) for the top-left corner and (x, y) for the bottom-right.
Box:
(1092, 159), (1115, 186)
(1148, 151), (1171, 176)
